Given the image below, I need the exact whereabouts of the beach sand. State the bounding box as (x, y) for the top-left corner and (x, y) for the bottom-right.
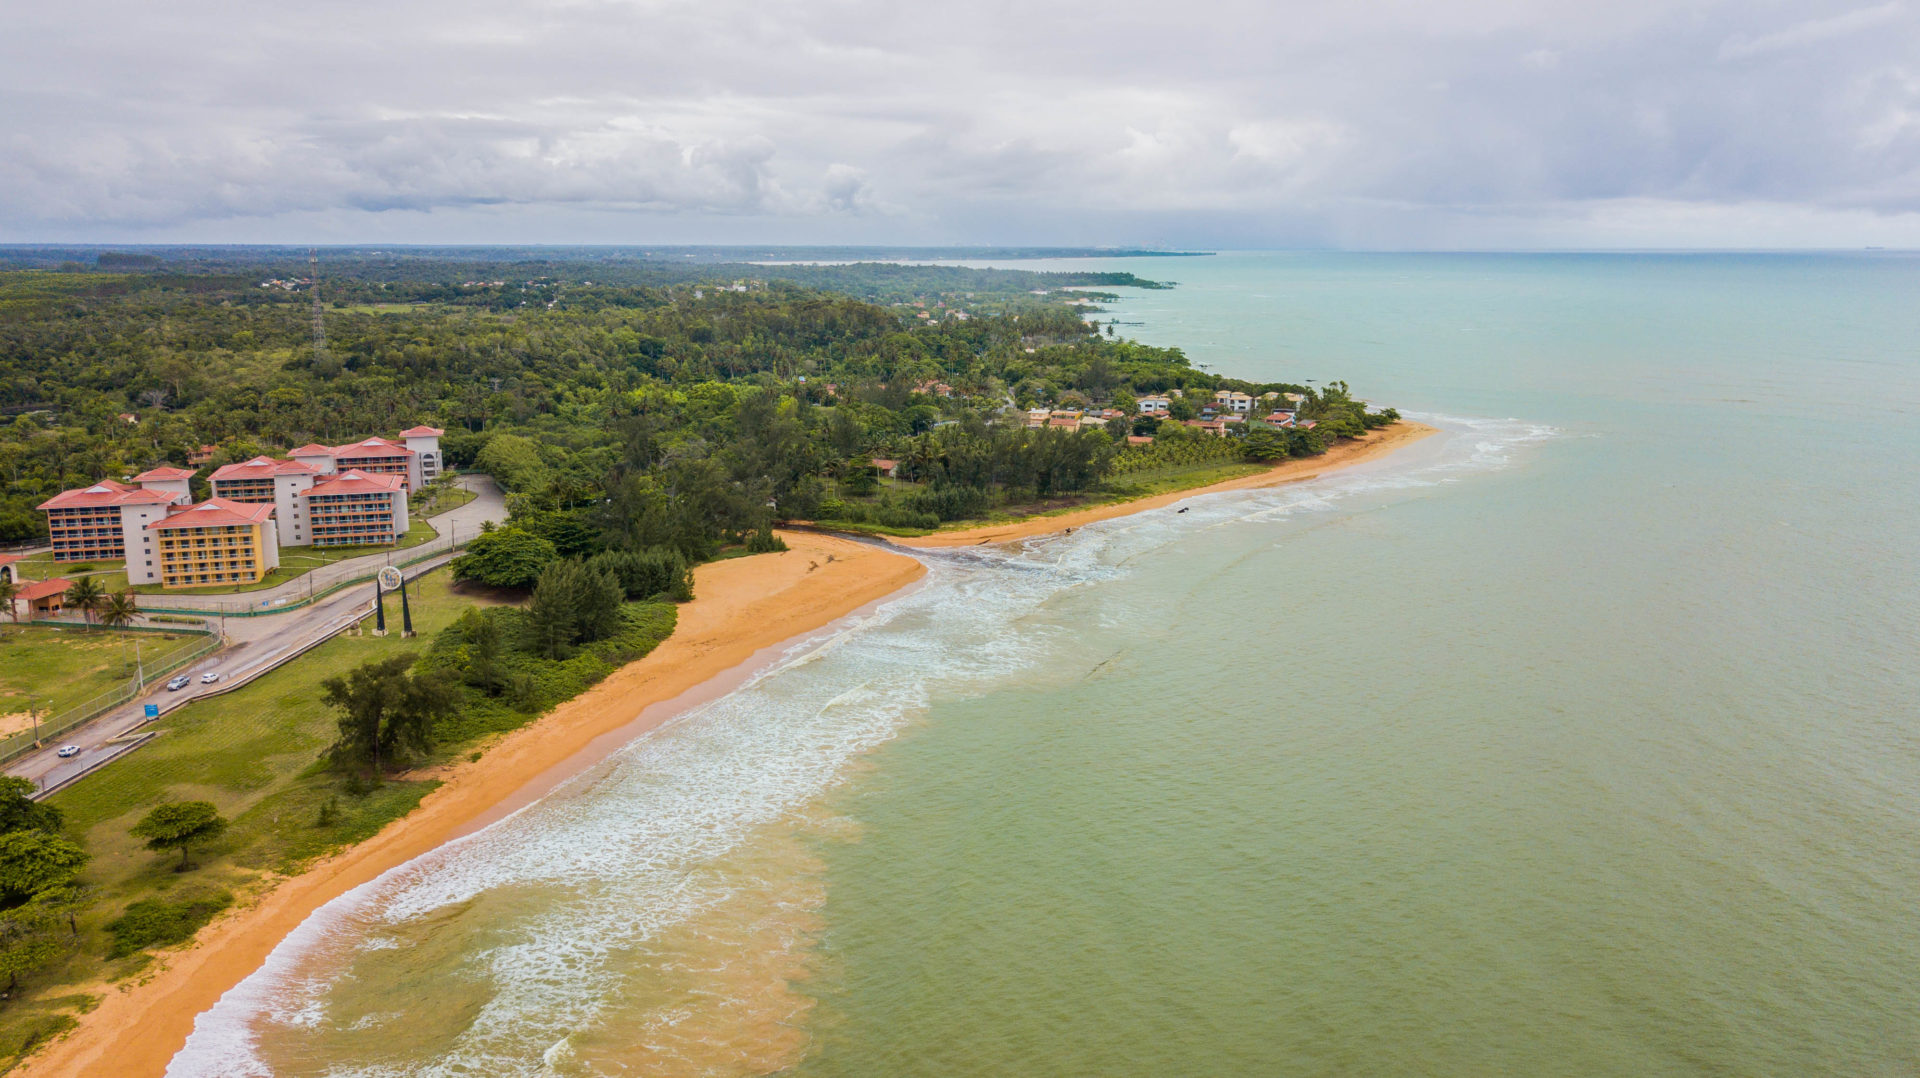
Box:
(895, 420), (1437, 548)
(24, 532), (924, 1078)
(30, 421), (1435, 1077)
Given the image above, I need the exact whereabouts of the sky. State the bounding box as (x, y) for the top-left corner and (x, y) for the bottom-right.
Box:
(4, 0), (1919, 248)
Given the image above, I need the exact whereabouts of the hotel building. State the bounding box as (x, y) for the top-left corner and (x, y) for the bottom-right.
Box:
(39, 426), (437, 581)
(136, 498), (279, 589)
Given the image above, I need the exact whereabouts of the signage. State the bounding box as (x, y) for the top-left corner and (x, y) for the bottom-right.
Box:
(144, 703), (159, 719)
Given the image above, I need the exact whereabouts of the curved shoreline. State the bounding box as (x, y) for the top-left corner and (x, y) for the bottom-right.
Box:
(893, 420), (1438, 547)
(25, 532), (926, 1078)
(30, 422), (1437, 1077)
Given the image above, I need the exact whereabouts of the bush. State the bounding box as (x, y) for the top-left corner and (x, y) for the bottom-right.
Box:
(587, 547), (693, 602)
(906, 484), (989, 522)
(105, 890), (233, 958)
(746, 527), (787, 553)
(452, 527), (558, 590)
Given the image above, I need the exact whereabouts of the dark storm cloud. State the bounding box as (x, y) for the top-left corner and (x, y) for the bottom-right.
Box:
(3, 0), (1917, 245)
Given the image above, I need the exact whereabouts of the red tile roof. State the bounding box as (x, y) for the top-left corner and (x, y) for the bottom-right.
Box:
(333, 438), (414, 459)
(131, 466), (195, 482)
(398, 425), (445, 437)
(307, 469), (406, 497)
(289, 443), (335, 457)
(870, 458), (897, 470)
(146, 498), (275, 531)
(209, 455), (320, 482)
(15, 578), (71, 602)
(37, 481), (180, 511)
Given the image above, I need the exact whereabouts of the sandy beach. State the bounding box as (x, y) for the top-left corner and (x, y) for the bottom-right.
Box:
(28, 422), (1434, 1077)
(23, 531), (924, 1078)
(895, 420), (1437, 547)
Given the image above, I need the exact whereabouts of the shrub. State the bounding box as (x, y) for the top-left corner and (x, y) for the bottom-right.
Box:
(105, 889), (233, 959)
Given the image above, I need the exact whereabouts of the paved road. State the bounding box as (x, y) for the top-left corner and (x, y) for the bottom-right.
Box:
(7, 543), (489, 795)
(137, 474), (505, 613)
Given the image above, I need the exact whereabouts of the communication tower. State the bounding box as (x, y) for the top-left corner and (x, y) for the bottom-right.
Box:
(310, 248), (327, 362)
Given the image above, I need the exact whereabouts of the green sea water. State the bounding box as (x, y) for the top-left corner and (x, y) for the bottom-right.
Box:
(172, 254), (1920, 1077)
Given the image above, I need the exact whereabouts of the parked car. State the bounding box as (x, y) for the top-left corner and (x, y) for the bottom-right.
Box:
(166, 674), (191, 691)
(200, 672), (221, 684)
(55, 745), (80, 758)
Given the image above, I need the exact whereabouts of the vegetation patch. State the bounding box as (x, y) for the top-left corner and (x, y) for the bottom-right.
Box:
(104, 888), (232, 959)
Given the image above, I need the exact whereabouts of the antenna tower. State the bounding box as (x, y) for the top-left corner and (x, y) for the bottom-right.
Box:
(309, 248), (327, 362)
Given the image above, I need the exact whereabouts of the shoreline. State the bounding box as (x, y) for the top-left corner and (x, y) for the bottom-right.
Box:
(894, 420), (1438, 547)
(31, 421), (1437, 1077)
(24, 532), (926, 1078)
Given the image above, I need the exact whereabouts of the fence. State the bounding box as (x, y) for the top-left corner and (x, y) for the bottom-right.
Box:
(0, 628), (220, 764)
(130, 534), (472, 618)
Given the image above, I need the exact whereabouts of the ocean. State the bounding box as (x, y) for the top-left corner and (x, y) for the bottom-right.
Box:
(169, 252), (1920, 1077)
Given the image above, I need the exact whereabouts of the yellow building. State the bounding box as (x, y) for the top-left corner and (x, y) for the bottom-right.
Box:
(142, 498), (280, 589)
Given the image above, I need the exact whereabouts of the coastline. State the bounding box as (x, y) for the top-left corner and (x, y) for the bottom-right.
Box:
(24, 532), (926, 1078)
(29, 420), (1437, 1077)
(894, 420), (1438, 548)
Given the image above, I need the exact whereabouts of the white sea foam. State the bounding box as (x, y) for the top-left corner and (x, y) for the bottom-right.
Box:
(166, 415), (1554, 1078)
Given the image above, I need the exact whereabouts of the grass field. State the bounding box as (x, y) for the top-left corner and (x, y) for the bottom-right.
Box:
(0, 626), (198, 732)
(410, 482), (476, 519)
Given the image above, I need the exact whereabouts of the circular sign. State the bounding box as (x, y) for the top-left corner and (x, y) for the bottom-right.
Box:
(377, 566), (403, 591)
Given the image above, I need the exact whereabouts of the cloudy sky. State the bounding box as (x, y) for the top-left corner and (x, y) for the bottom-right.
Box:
(4, 0), (1919, 247)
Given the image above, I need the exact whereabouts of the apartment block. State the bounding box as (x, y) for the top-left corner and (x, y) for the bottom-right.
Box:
(36, 478), (190, 562)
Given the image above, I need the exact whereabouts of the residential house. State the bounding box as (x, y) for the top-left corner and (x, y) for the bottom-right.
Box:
(1048, 411), (1085, 431)
(13, 578), (70, 620)
(1138, 396), (1172, 415)
(870, 458), (899, 479)
(1025, 408), (1051, 428)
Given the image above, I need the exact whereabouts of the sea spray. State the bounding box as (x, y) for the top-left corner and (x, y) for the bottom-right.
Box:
(167, 417), (1549, 1078)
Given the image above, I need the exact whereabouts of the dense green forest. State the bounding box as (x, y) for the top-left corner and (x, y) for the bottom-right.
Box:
(0, 260), (1397, 553)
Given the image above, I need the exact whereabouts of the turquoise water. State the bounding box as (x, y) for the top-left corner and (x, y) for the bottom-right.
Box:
(171, 254), (1920, 1077)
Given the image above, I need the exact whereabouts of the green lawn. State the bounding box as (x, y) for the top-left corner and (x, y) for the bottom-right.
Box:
(0, 625), (198, 726)
(411, 482), (476, 519)
(3, 552), (128, 594)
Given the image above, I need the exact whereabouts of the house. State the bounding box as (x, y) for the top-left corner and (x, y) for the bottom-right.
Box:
(1126, 435), (1154, 446)
(1138, 396), (1172, 415)
(870, 458), (900, 479)
(142, 498), (279, 589)
(1047, 411), (1085, 431)
(12, 578), (70, 620)
(1262, 412), (1297, 429)
(1212, 390), (1255, 414)
(117, 413), (138, 425)
(187, 444), (218, 466)
(1025, 408), (1051, 428)
(1183, 418), (1229, 438)
(914, 381), (955, 398)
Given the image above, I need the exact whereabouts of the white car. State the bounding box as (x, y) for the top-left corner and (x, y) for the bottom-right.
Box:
(200, 672), (222, 684)
(55, 745), (80, 758)
(166, 674), (191, 691)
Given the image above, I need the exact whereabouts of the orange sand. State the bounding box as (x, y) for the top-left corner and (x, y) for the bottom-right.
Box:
(23, 532), (925, 1078)
(894, 420), (1438, 547)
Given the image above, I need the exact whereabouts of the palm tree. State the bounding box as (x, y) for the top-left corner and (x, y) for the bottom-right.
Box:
(63, 576), (106, 629)
(0, 575), (18, 624)
(100, 590), (139, 630)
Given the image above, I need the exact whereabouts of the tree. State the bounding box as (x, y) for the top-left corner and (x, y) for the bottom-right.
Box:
(100, 590), (139, 629)
(457, 609), (503, 695)
(452, 527), (558, 590)
(525, 559), (624, 658)
(0, 830), (88, 908)
(0, 903), (65, 995)
(321, 656), (459, 775)
(130, 801), (227, 871)
(0, 778), (61, 837)
(1241, 426), (1288, 463)
(63, 576), (105, 628)
(0, 576), (16, 624)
